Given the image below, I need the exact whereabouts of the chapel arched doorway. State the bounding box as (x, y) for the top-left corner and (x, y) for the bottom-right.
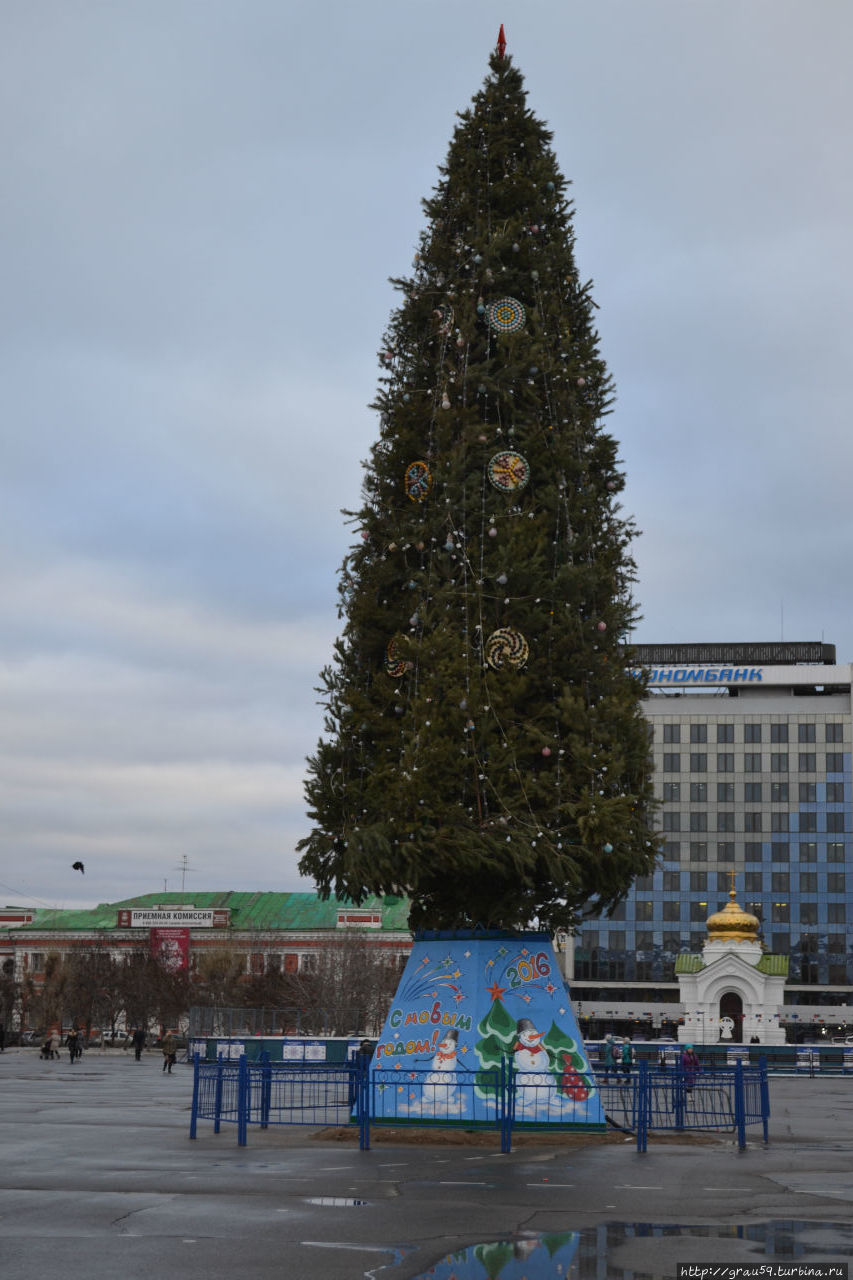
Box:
(719, 990), (744, 1043)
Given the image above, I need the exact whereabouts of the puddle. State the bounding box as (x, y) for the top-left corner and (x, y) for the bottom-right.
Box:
(374, 1220), (853, 1278)
(304, 1196), (370, 1207)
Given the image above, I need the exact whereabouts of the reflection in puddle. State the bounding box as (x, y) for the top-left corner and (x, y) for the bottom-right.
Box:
(304, 1196), (369, 1206)
(392, 1221), (853, 1279)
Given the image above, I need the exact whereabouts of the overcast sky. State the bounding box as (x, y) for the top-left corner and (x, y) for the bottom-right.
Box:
(3, 1), (852, 910)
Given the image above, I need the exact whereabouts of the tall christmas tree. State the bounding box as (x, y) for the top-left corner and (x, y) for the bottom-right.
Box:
(298, 30), (656, 933)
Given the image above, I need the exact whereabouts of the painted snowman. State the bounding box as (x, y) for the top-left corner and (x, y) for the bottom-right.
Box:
(513, 1017), (550, 1113)
(421, 1028), (462, 1113)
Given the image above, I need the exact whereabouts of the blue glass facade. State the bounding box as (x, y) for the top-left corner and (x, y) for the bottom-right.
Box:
(574, 666), (853, 995)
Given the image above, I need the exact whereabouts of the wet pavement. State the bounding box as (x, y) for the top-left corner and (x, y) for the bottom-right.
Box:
(2, 1047), (853, 1278)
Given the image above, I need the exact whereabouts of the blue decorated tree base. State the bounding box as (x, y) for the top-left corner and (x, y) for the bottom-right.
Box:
(368, 930), (605, 1131)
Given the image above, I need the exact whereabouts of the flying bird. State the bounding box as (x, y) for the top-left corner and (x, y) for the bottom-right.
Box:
(72, 861), (85, 874)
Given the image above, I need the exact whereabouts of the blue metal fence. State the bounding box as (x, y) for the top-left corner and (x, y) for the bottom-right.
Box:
(189, 1054), (769, 1154)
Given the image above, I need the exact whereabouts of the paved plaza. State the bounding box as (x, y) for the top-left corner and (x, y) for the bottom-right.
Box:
(2, 1047), (853, 1278)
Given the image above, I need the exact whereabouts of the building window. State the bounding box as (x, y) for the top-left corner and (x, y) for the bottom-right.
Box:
(635, 900), (654, 921)
(663, 782), (681, 802)
(798, 782), (817, 803)
(799, 812), (817, 833)
(744, 782), (763, 803)
(799, 753), (816, 773)
(829, 963), (849, 985)
(826, 752), (845, 773)
(744, 842), (763, 861)
(29, 953), (45, 971)
(663, 871), (680, 892)
(662, 932), (683, 952)
(663, 842), (681, 861)
(770, 842), (789, 861)
(717, 753), (734, 773)
(690, 724), (708, 743)
(771, 723), (789, 743)
(662, 812), (681, 832)
(798, 723), (816, 743)
(608, 931), (626, 951)
(744, 753), (762, 774)
(635, 874), (655, 891)
(663, 753), (681, 773)
(609, 901), (626, 921)
(635, 930), (654, 952)
(828, 934), (846, 953)
(690, 753), (708, 773)
(770, 753), (789, 773)
(827, 812), (846, 833)
(771, 872), (790, 892)
(717, 811), (735, 832)
(690, 782), (708, 803)
(826, 723), (844, 743)
(746, 901), (764, 922)
(771, 812), (789, 833)
(744, 872), (763, 892)
(284, 953), (299, 973)
(266, 953), (282, 973)
(771, 782), (789, 803)
(771, 902), (790, 923)
(745, 723), (762, 743)
(690, 900), (709, 922)
(717, 842), (735, 862)
(827, 903), (847, 924)
(799, 872), (818, 892)
(717, 782), (735, 803)
(689, 842), (708, 861)
(300, 954), (319, 974)
(799, 842), (818, 863)
(662, 900), (681, 921)
(828, 873), (846, 893)
(827, 842), (846, 862)
(690, 871), (707, 891)
(663, 724), (681, 744)
(826, 781), (845, 803)
(717, 724), (734, 743)
(744, 812), (762, 833)
(689, 812), (707, 832)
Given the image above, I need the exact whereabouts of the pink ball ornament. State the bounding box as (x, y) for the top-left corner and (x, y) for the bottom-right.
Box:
(488, 527), (498, 538)
(577, 376), (587, 387)
(541, 747), (552, 757)
(596, 621), (607, 632)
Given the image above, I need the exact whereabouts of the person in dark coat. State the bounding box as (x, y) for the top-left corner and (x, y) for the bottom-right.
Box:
(66, 1029), (79, 1064)
(131, 1028), (146, 1062)
(0, 1022), (5, 1051)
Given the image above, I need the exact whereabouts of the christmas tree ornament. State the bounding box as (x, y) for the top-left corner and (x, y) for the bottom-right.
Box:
(487, 451), (530, 493)
(485, 627), (529, 670)
(385, 637), (410, 678)
(486, 297), (526, 333)
(404, 460), (433, 501)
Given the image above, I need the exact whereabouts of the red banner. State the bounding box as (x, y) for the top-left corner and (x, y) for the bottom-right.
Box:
(150, 928), (190, 972)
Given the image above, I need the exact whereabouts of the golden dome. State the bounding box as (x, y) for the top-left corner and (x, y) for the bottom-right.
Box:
(706, 888), (759, 942)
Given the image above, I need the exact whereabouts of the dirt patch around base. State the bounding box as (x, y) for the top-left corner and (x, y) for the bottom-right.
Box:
(313, 1125), (721, 1148)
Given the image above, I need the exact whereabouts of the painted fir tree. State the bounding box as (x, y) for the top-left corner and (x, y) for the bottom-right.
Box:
(298, 31), (656, 932)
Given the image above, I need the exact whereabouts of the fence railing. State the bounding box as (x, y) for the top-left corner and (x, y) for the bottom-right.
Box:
(190, 1054), (769, 1153)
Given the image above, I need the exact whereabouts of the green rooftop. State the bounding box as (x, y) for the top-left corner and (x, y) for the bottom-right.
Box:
(16, 891), (412, 933)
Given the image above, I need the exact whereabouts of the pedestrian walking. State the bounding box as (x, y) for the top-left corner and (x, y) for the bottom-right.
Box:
(601, 1034), (618, 1079)
(49, 1029), (61, 1060)
(620, 1037), (634, 1077)
(0, 1021), (5, 1052)
(161, 1031), (176, 1073)
(66, 1029), (79, 1064)
(131, 1028), (146, 1062)
(681, 1043), (701, 1091)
